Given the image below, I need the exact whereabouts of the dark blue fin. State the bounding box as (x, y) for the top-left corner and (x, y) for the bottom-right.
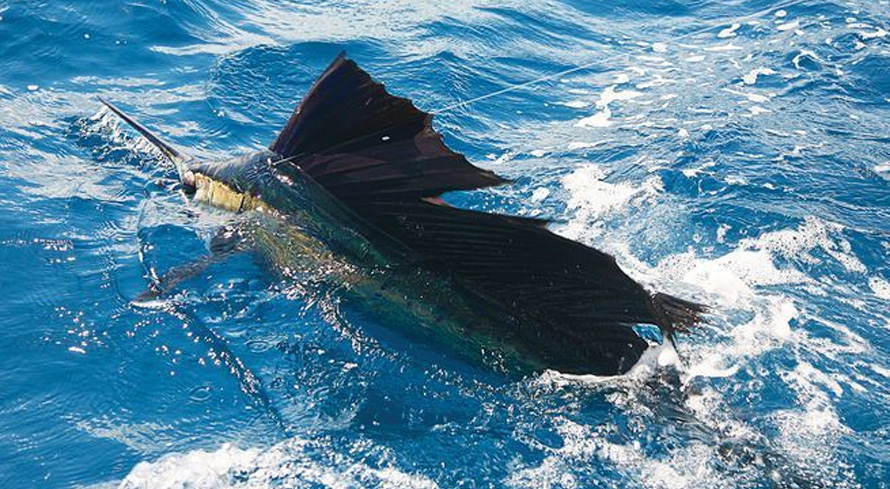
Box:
(356, 201), (706, 375)
(270, 53), (506, 202)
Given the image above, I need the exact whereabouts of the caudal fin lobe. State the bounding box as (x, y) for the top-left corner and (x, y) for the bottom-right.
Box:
(651, 292), (707, 346)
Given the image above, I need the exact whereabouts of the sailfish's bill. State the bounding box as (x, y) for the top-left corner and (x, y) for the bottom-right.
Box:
(100, 52), (707, 376)
(97, 96), (194, 187)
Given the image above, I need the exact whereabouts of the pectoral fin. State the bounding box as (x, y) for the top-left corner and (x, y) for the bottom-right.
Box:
(134, 224), (255, 303)
(134, 255), (223, 302)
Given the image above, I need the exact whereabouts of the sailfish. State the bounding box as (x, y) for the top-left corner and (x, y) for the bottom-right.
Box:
(100, 53), (706, 376)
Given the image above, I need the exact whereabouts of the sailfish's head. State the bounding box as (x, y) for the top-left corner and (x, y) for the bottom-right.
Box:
(98, 97), (280, 214)
(98, 97), (325, 219)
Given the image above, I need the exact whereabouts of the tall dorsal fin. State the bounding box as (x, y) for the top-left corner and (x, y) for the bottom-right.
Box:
(270, 53), (506, 202)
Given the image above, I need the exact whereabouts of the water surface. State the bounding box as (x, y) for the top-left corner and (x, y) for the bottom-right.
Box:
(1, 0), (889, 487)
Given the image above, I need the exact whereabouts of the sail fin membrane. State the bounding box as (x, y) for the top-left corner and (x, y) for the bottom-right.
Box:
(271, 53), (506, 203)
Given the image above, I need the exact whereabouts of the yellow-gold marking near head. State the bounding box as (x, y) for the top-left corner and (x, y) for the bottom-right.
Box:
(193, 173), (263, 212)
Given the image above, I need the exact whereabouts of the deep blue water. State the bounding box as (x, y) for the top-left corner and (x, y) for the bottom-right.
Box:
(2, 0), (889, 487)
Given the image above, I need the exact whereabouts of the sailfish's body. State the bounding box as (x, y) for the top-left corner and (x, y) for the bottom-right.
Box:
(102, 53), (705, 376)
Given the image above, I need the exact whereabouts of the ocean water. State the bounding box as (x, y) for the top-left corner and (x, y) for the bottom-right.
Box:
(1, 0), (889, 487)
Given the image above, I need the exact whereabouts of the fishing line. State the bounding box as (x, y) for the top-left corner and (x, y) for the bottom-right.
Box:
(432, 0), (811, 114)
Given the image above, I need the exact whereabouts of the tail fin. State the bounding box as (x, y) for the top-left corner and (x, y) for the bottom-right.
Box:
(651, 292), (707, 346)
(97, 97), (192, 182)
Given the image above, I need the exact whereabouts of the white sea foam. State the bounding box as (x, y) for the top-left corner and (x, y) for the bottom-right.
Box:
(566, 140), (611, 151)
(667, 216), (866, 304)
(723, 88), (772, 103)
(718, 23), (741, 38)
(771, 359), (859, 484)
(530, 187), (550, 202)
(792, 50), (822, 69)
(742, 67), (776, 85)
(533, 167), (872, 486)
(537, 341), (682, 387)
(777, 20), (801, 32)
(858, 27), (887, 39)
(561, 166), (662, 236)
(869, 277), (890, 300)
(574, 85), (644, 128)
(635, 73), (675, 89)
(575, 107), (613, 127)
(704, 43), (743, 52)
(747, 105), (771, 115)
(505, 415), (733, 489)
(112, 438), (440, 489)
(561, 99), (588, 109)
(119, 444), (261, 488)
(597, 85), (644, 106)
